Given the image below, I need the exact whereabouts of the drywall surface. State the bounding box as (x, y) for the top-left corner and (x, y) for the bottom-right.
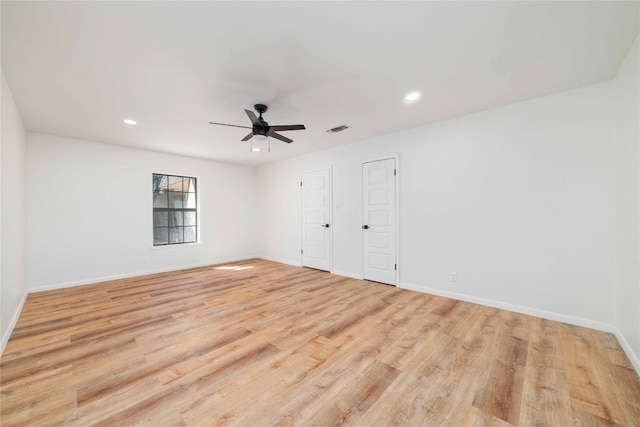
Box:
(27, 133), (257, 290)
(1, 69), (28, 351)
(614, 35), (640, 365)
(256, 81), (616, 325)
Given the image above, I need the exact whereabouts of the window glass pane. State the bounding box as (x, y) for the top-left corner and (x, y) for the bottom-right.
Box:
(153, 211), (168, 226)
(153, 192), (168, 208)
(184, 192), (196, 209)
(154, 227), (168, 245)
(169, 227), (183, 244)
(184, 226), (197, 242)
(168, 211), (183, 226)
(183, 178), (196, 193)
(152, 174), (167, 192)
(167, 176), (183, 192)
(153, 174), (197, 246)
(184, 211), (196, 226)
(168, 192), (184, 208)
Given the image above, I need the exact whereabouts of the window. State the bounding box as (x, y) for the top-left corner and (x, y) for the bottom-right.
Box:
(152, 174), (197, 245)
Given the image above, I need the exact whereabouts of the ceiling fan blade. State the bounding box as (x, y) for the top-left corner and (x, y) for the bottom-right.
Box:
(269, 124), (306, 132)
(241, 132), (254, 141)
(268, 131), (293, 144)
(245, 110), (260, 126)
(208, 122), (251, 129)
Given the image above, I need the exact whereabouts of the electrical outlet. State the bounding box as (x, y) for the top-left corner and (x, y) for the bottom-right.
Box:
(449, 272), (457, 282)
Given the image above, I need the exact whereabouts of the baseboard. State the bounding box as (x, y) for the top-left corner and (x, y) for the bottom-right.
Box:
(257, 255), (302, 268)
(29, 255), (259, 293)
(331, 270), (363, 280)
(612, 328), (640, 376)
(1, 290), (28, 356)
(399, 281), (640, 376)
(399, 282), (615, 332)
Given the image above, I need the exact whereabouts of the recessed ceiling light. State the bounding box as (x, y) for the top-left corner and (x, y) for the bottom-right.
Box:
(404, 92), (421, 102)
(252, 147), (261, 152)
(123, 119), (137, 125)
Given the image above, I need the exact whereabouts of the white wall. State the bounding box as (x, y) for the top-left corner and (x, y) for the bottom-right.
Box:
(27, 133), (256, 290)
(257, 81), (616, 326)
(614, 35), (640, 367)
(1, 69), (29, 352)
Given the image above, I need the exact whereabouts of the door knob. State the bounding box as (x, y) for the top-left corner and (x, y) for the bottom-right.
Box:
(321, 224), (330, 228)
(362, 225), (369, 229)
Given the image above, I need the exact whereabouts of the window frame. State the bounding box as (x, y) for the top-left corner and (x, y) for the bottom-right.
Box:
(152, 173), (199, 247)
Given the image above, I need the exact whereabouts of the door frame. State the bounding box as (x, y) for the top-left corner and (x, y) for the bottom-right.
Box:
(300, 166), (333, 271)
(361, 154), (400, 286)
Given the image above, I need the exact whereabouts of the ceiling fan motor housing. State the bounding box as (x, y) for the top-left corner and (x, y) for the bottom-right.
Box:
(253, 104), (269, 135)
(253, 125), (268, 136)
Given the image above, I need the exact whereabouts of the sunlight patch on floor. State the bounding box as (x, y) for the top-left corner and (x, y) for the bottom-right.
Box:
(214, 265), (255, 271)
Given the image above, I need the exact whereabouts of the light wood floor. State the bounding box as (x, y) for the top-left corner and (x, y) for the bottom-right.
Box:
(1, 259), (639, 426)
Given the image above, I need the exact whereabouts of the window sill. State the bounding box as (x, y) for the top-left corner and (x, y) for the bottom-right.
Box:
(150, 241), (201, 250)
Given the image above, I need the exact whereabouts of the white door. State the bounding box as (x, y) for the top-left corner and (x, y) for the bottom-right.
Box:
(362, 158), (396, 285)
(301, 168), (332, 271)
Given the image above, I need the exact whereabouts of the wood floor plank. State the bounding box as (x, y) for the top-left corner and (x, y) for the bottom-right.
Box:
(462, 406), (514, 427)
(519, 364), (572, 426)
(472, 335), (528, 424)
(1, 258), (639, 426)
(305, 360), (400, 426)
(181, 350), (317, 425)
(561, 324), (627, 425)
(357, 332), (460, 425)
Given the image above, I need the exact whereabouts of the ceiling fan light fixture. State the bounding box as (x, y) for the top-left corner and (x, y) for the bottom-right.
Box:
(250, 133), (269, 153)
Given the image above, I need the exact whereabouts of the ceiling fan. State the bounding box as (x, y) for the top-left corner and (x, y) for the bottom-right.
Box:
(209, 104), (306, 145)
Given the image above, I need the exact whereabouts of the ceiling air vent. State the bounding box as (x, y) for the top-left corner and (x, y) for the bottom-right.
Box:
(326, 125), (350, 134)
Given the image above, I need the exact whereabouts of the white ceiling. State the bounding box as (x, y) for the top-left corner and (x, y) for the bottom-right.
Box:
(2, 1), (638, 167)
